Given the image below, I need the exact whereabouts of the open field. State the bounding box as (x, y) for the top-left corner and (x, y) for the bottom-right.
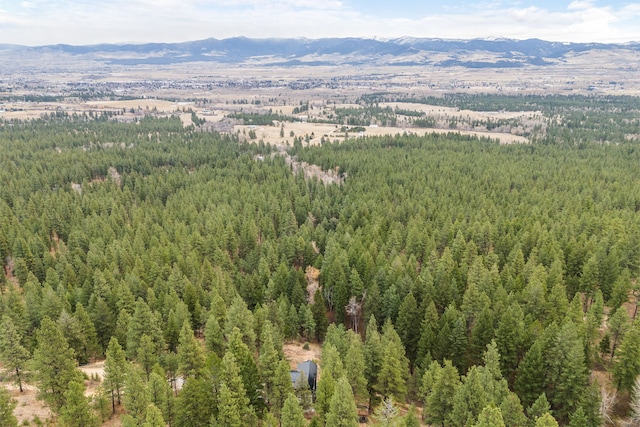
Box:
(1, 49), (638, 146)
(235, 122), (529, 146)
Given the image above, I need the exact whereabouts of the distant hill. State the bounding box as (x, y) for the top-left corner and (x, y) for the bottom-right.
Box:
(2, 37), (640, 68)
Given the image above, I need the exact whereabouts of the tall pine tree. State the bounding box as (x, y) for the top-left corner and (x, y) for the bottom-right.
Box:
(325, 377), (358, 427)
(32, 316), (82, 411)
(0, 315), (30, 392)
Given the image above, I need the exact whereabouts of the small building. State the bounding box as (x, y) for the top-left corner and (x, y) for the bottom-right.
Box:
(290, 360), (317, 392)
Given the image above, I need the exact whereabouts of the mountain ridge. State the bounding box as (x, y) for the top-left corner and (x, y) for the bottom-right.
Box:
(2, 36), (640, 68)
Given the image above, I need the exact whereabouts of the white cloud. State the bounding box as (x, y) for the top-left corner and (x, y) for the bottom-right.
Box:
(567, 0), (595, 10)
(2, 0), (640, 45)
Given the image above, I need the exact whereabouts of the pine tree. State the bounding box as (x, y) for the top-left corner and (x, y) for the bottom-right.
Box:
(568, 406), (588, 427)
(147, 370), (171, 424)
(474, 405), (505, 427)
(0, 387), (18, 427)
(608, 306), (631, 359)
(92, 386), (111, 424)
(58, 380), (97, 427)
(495, 302), (525, 381)
(299, 303), (316, 342)
(549, 321), (588, 421)
(281, 393), (307, 427)
(425, 360), (460, 426)
(315, 368), (335, 423)
(142, 404), (165, 427)
(324, 323), (349, 360)
(259, 321), (291, 415)
(417, 301), (439, 368)
(608, 269), (631, 311)
(114, 309), (130, 354)
(285, 303), (300, 340)
(578, 381), (602, 427)
(500, 392), (528, 427)
(120, 414), (138, 427)
(262, 411), (280, 427)
(403, 405), (420, 427)
(218, 351), (256, 426)
(177, 321), (206, 379)
(450, 366), (490, 427)
(32, 316), (82, 411)
(175, 377), (215, 427)
(613, 322), (640, 393)
(527, 393), (551, 426)
(58, 310), (86, 364)
(0, 315), (30, 392)
(272, 359), (295, 417)
(294, 372), (313, 411)
(321, 343), (345, 382)
(396, 292), (420, 363)
(419, 361), (440, 406)
(123, 364), (149, 423)
(376, 320), (410, 401)
(1, 286), (28, 340)
(534, 413), (559, 427)
(515, 340), (546, 408)
(164, 309), (180, 353)
(215, 383), (243, 427)
(204, 312), (225, 357)
(478, 345), (510, 411)
(225, 295), (256, 351)
(325, 377), (359, 427)
(311, 288), (329, 342)
(345, 330), (368, 403)
(103, 337), (127, 414)
(227, 327), (263, 414)
(364, 316), (383, 399)
(137, 334), (159, 380)
(469, 307), (495, 368)
(126, 299), (165, 359)
(587, 290), (604, 331)
(448, 316), (469, 373)
(74, 303), (100, 361)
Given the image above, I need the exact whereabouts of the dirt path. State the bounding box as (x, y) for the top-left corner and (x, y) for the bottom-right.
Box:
(79, 360), (105, 381)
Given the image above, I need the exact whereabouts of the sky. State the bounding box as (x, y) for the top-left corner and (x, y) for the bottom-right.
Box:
(1, 0), (640, 46)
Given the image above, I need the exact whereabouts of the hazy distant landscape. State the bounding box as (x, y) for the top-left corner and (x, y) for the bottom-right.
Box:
(2, 36), (640, 67)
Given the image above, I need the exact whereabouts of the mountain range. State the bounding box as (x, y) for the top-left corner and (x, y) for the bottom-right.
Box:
(2, 37), (640, 68)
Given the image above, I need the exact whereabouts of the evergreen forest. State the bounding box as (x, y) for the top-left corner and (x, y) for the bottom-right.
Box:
(2, 96), (640, 427)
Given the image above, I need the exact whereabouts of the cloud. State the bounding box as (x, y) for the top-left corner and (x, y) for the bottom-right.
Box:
(2, 0), (640, 45)
(567, 0), (595, 10)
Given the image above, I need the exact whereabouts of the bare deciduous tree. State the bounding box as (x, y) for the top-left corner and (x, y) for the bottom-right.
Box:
(345, 291), (366, 333)
(600, 386), (617, 426)
(628, 377), (640, 426)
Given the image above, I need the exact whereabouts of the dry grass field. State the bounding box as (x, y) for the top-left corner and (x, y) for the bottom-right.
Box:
(1, 361), (111, 427)
(235, 122), (529, 146)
